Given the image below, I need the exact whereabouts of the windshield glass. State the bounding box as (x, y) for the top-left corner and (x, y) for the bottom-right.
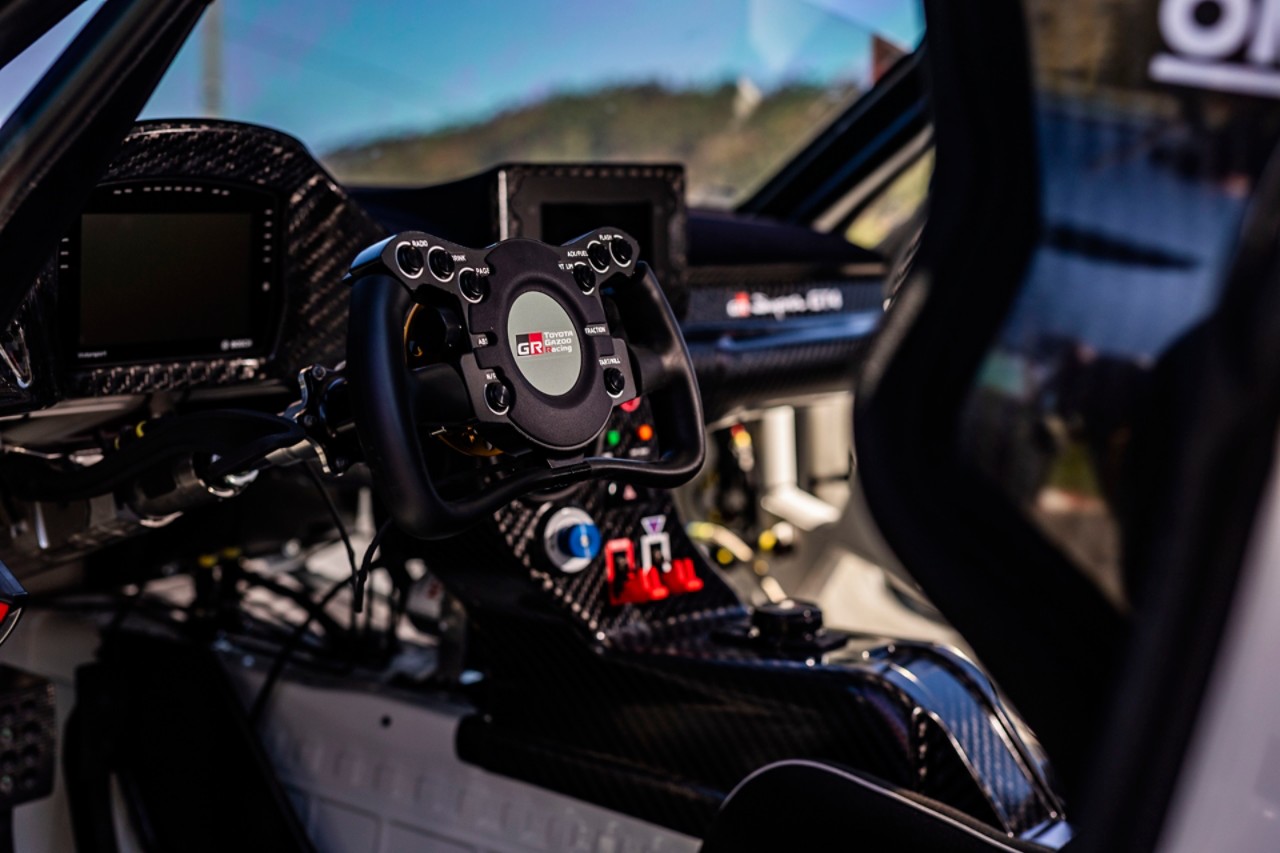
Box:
(0, 0), (922, 208)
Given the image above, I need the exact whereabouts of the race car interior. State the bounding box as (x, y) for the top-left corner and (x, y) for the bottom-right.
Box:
(0, 0), (1273, 851)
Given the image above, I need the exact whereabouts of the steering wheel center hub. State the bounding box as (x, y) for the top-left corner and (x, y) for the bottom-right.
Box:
(507, 290), (582, 396)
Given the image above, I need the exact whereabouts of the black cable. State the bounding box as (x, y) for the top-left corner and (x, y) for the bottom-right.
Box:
(239, 571), (349, 644)
(0, 410), (304, 502)
(248, 519), (393, 724)
(302, 463), (363, 611)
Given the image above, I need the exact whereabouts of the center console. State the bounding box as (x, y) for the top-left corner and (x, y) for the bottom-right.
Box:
(332, 220), (1070, 842)
(420, 457), (1065, 841)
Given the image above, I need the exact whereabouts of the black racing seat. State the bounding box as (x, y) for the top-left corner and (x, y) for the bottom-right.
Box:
(702, 761), (1063, 853)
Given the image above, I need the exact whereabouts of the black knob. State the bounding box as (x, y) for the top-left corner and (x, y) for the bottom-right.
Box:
(603, 368), (626, 397)
(609, 238), (633, 266)
(396, 244), (424, 277)
(484, 381), (511, 414)
(409, 305), (464, 363)
(587, 241), (610, 273)
(458, 269), (486, 302)
(573, 263), (596, 293)
(428, 246), (456, 280)
(751, 600), (824, 644)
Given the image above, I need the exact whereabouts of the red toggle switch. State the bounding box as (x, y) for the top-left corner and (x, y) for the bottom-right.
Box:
(605, 538), (669, 605)
(662, 557), (704, 595)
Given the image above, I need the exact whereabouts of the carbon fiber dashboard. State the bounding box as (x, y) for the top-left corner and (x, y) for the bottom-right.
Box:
(0, 119), (383, 416)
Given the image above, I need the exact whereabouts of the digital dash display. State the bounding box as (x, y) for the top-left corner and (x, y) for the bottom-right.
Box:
(79, 212), (254, 352)
(63, 181), (281, 367)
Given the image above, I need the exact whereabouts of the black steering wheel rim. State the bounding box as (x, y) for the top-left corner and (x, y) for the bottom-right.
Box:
(345, 229), (704, 539)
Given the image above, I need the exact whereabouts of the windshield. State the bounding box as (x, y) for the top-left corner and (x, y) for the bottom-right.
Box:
(1, 0), (922, 208)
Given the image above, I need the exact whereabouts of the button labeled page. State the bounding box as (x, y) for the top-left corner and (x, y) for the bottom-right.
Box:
(507, 290), (582, 396)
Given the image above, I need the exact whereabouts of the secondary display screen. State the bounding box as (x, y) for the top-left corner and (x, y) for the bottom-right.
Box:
(65, 181), (281, 367)
(79, 212), (253, 352)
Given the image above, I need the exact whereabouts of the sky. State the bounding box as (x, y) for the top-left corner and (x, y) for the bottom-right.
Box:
(0, 0), (921, 153)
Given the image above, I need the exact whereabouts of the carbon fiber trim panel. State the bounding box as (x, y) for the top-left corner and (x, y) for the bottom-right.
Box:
(92, 121), (383, 388)
(684, 265), (884, 417)
(2, 119), (383, 413)
(427, 404), (1063, 839)
(431, 397), (744, 637)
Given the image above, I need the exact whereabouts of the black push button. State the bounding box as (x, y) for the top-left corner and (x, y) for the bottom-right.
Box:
(609, 238), (633, 266)
(573, 263), (596, 293)
(428, 246), (456, 280)
(459, 269), (486, 302)
(484, 381), (511, 414)
(396, 244), (424, 277)
(604, 367), (626, 397)
(587, 241), (610, 273)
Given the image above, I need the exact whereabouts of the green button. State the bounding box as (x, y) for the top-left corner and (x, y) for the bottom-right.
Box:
(606, 430), (621, 447)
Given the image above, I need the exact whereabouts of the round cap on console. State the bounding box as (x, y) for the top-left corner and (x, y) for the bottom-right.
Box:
(751, 600), (824, 644)
(506, 291), (582, 397)
(558, 522), (602, 561)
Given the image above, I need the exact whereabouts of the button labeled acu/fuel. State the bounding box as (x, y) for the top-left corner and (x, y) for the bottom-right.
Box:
(587, 241), (610, 273)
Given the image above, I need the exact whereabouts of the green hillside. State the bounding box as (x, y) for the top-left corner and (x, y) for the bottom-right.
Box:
(322, 82), (856, 206)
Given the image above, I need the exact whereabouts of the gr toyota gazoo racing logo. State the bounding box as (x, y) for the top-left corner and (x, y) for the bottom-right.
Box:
(515, 330), (575, 357)
(515, 332), (545, 356)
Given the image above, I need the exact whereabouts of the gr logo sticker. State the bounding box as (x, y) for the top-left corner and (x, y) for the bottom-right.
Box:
(516, 332), (545, 357)
(1151, 0), (1280, 98)
(516, 330), (574, 357)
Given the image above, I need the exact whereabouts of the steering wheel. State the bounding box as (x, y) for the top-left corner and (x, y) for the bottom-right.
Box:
(345, 228), (705, 539)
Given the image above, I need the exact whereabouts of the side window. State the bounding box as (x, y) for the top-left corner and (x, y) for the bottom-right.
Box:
(845, 147), (934, 250)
